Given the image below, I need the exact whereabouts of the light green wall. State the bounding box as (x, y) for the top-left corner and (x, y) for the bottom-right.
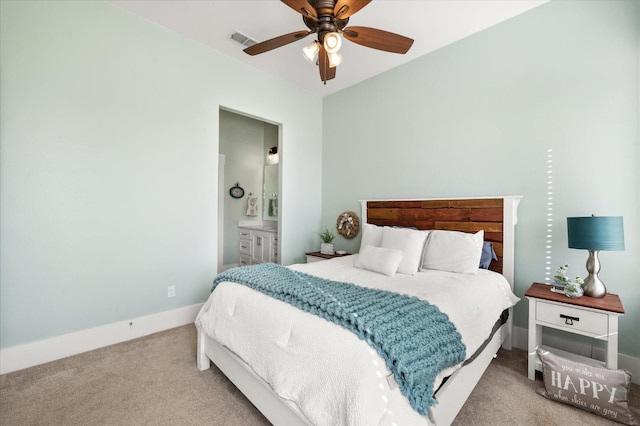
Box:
(322, 0), (639, 357)
(0, 0), (322, 348)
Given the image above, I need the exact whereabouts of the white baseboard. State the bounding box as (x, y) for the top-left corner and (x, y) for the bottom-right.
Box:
(0, 303), (204, 375)
(512, 325), (640, 384)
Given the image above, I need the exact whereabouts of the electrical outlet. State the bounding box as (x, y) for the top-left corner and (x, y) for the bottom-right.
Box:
(168, 285), (176, 298)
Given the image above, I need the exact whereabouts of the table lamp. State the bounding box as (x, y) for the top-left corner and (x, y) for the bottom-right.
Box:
(567, 216), (625, 298)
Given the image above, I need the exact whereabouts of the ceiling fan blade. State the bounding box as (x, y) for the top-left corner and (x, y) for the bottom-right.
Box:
(343, 26), (414, 54)
(243, 30), (312, 56)
(281, 0), (318, 19)
(318, 46), (336, 84)
(334, 0), (371, 19)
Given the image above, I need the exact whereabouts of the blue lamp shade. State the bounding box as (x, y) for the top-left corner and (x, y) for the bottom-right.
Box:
(567, 216), (625, 251)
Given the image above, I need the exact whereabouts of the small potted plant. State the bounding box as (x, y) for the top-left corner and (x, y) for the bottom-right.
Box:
(319, 228), (335, 255)
(553, 264), (584, 298)
(565, 276), (584, 298)
(553, 264), (569, 286)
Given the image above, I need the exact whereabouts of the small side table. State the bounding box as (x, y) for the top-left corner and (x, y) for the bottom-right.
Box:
(525, 282), (625, 380)
(305, 251), (351, 263)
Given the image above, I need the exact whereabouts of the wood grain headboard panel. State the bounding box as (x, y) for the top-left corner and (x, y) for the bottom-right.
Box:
(366, 198), (505, 274)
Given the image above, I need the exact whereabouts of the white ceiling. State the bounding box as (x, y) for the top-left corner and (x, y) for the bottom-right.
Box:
(109, 0), (549, 96)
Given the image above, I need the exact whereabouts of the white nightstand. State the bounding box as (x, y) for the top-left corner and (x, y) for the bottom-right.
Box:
(525, 282), (625, 380)
(305, 251), (351, 263)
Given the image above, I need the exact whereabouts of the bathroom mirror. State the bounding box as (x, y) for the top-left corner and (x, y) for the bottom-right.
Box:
(263, 164), (278, 221)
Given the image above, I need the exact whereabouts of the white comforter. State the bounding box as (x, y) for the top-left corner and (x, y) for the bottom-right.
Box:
(195, 255), (519, 426)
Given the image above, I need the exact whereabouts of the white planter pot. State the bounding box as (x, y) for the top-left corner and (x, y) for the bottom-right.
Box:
(320, 243), (335, 255)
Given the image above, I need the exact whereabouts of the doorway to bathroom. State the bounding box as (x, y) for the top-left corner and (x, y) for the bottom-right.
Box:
(218, 108), (280, 271)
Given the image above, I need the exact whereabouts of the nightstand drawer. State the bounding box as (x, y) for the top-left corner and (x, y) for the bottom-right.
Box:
(536, 302), (608, 337)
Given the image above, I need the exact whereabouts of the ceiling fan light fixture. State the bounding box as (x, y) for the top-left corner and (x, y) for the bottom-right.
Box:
(323, 32), (342, 54)
(243, 1), (414, 84)
(302, 40), (320, 63)
(327, 51), (343, 68)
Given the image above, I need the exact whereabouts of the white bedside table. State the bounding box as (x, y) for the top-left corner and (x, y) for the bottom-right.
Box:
(525, 282), (625, 380)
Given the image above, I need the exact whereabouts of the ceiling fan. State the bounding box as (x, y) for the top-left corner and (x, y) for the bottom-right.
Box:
(243, 0), (414, 84)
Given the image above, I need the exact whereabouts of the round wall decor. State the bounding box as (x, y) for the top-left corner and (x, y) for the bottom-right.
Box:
(229, 182), (245, 199)
(336, 211), (360, 239)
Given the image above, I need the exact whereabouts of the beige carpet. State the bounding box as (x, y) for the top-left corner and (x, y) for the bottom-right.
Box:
(1, 324), (638, 425)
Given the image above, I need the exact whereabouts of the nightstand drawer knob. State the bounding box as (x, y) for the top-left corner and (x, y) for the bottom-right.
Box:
(560, 314), (580, 325)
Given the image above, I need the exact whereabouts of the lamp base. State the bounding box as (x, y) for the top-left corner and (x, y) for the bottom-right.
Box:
(582, 274), (607, 298)
(582, 250), (607, 298)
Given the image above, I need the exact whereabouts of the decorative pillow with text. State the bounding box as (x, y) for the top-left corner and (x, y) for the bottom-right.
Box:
(537, 348), (638, 425)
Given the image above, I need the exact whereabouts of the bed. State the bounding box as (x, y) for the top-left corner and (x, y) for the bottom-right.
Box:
(196, 196), (522, 425)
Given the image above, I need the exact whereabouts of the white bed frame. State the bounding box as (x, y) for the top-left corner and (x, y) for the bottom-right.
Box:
(197, 196), (522, 425)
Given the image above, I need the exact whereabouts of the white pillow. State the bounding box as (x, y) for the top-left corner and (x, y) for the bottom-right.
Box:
(359, 223), (383, 252)
(380, 227), (429, 275)
(354, 245), (404, 277)
(421, 230), (484, 274)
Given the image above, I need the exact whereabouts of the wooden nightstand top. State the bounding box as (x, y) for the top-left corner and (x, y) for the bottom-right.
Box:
(305, 251), (351, 260)
(525, 282), (625, 314)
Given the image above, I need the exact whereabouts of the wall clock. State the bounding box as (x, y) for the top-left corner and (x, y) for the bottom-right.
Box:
(229, 182), (245, 199)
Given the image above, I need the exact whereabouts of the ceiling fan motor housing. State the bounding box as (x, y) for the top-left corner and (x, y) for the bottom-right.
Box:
(305, 0), (348, 43)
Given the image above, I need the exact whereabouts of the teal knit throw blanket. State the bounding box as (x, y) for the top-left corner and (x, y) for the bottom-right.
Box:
(211, 263), (466, 415)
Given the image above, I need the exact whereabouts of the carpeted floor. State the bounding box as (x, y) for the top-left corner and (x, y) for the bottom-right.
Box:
(1, 324), (638, 425)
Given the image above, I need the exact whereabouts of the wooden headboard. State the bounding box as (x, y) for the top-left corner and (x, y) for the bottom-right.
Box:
(359, 197), (521, 285)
